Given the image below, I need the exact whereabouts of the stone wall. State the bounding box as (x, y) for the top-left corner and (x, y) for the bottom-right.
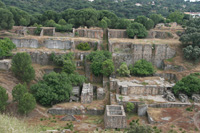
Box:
(109, 41), (176, 68)
(85, 61), (103, 83)
(11, 38), (101, 51)
(147, 30), (174, 39)
(48, 108), (104, 115)
(108, 29), (128, 38)
(104, 105), (127, 129)
(110, 78), (174, 95)
(75, 28), (103, 39)
(81, 83), (93, 104)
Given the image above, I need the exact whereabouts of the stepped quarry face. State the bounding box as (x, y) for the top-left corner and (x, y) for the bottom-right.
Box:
(1, 26), (199, 132)
(109, 38), (177, 68)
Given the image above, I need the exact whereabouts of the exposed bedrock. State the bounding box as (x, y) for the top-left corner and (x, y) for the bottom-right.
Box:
(110, 41), (176, 68)
(11, 38), (101, 50)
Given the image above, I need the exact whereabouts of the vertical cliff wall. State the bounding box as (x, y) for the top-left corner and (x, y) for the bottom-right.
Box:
(109, 41), (176, 68)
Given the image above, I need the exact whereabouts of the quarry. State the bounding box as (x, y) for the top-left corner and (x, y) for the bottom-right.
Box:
(0, 23), (200, 132)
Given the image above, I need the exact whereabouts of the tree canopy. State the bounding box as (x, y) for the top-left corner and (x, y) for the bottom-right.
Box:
(172, 73), (200, 96)
(0, 38), (16, 59)
(11, 52), (35, 83)
(30, 72), (86, 106)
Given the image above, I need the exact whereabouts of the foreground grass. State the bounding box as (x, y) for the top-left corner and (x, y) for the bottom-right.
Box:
(0, 114), (41, 133)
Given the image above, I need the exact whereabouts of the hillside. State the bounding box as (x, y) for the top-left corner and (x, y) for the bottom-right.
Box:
(0, 114), (41, 133)
(1, 0), (200, 18)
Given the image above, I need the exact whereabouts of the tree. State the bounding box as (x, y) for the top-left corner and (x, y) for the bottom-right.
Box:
(45, 19), (56, 27)
(62, 60), (76, 74)
(12, 83), (27, 102)
(0, 86), (8, 112)
(117, 63), (130, 77)
(76, 42), (91, 51)
(127, 22), (148, 38)
(102, 59), (115, 77)
(11, 53), (35, 83)
(0, 8), (14, 30)
(126, 102), (134, 113)
(146, 19), (154, 30)
(116, 18), (131, 29)
(183, 45), (200, 62)
(172, 73), (200, 96)
(58, 19), (67, 25)
(168, 11), (184, 24)
(99, 19), (107, 29)
(18, 93), (36, 115)
(0, 38), (16, 59)
(132, 59), (156, 76)
(31, 72), (85, 106)
(150, 14), (164, 26)
(8, 6), (30, 26)
(87, 51), (112, 76)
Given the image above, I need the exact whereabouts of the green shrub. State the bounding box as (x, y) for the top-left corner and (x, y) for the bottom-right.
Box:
(50, 52), (76, 74)
(0, 86), (8, 111)
(172, 73), (200, 96)
(30, 72), (86, 106)
(18, 93), (36, 115)
(126, 102), (134, 113)
(76, 42), (91, 51)
(0, 38), (16, 59)
(86, 50), (113, 76)
(117, 63), (130, 77)
(102, 59), (115, 77)
(131, 59), (156, 76)
(12, 83), (27, 102)
(11, 53), (35, 83)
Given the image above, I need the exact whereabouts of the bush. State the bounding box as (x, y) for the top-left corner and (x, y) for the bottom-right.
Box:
(126, 102), (134, 113)
(117, 63), (130, 77)
(50, 52), (74, 66)
(76, 42), (91, 51)
(127, 119), (161, 133)
(102, 59), (115, 77)
(172, 73), (200, 96)
(30, 72), (86, 106)
(11, 53), (35, 83)
(127, 22), (147, 38)
(18, 93), (36, 115)
(0, 86), (8, 111)
(183, 45), (200, 62)
(131, 59), (155, 76)
(50, 53), (76, 74)
(12, 83), (27, 102)
(0, 38), (16, 59)
(86, 50), (113, 76)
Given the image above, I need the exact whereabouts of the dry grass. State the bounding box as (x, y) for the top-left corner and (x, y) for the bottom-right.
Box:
(0, 114), (41, 133)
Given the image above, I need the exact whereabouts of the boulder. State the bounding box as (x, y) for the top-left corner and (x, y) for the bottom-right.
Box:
(178, 94), (188, 103)
(192, 94), (200, 103)
(164, 91), (176, 102)
(60, 115), (76, 121)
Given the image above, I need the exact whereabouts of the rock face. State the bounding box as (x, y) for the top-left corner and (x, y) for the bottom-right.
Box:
(104, 105), (127, 129)
(0, 59), (11, 70)
(192, 94), (200, 103)
(164, 91), (176, 102)
(108, 29), (128, 38)
(60, 115), (76, 121)
(110, 41), (176, 68)
(75, 28), (103, 39)
(81, 83), (93, 104)
(97, 88), (105, 100)
(178, 94), (188, 103)
(11, 38), (101, 50)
